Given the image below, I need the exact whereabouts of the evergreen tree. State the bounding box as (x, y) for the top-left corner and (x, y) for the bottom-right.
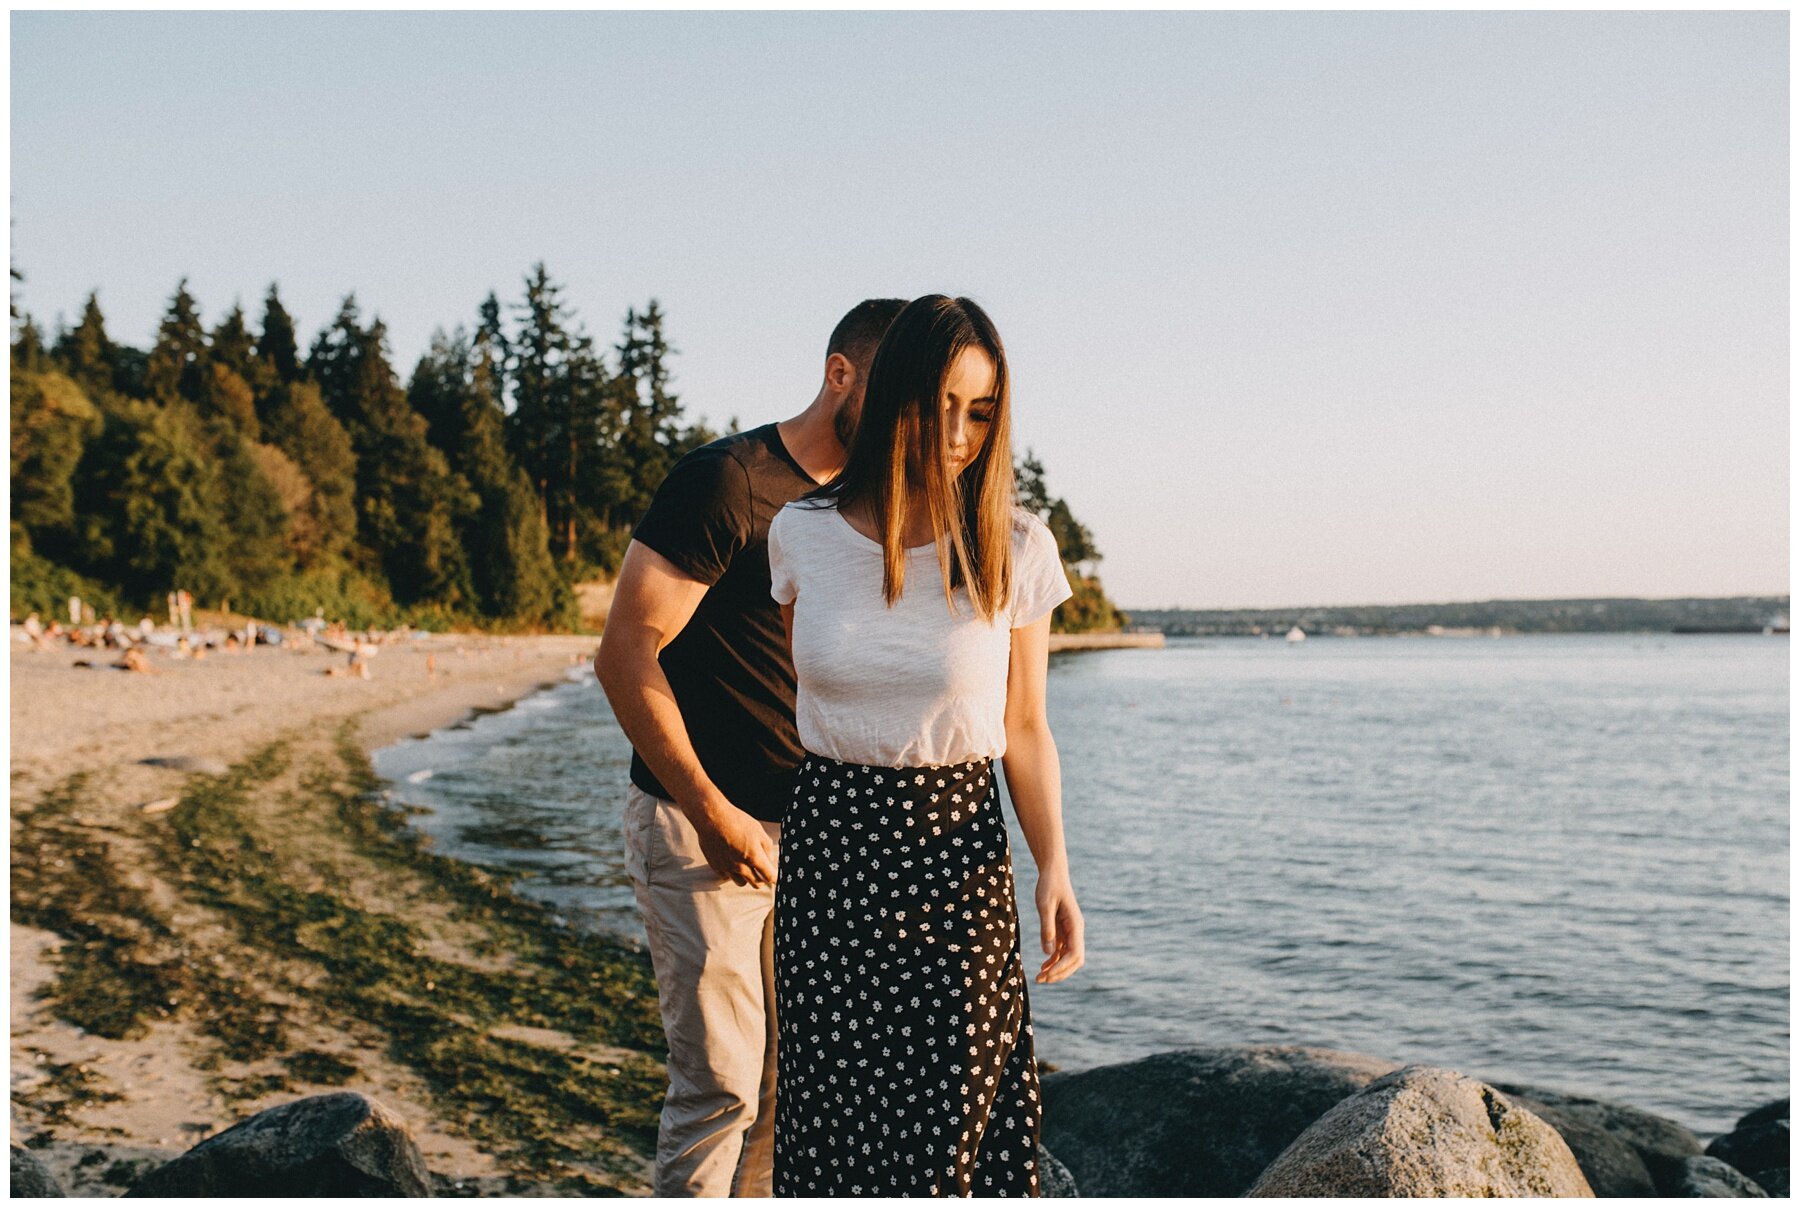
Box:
(256, 284), (302, 384)
(474, 292), (510, 413)
(411, 328), (567, 624)
(307, 297), (475, 606)
(210, 303), (256, 381)
(143, 279), (209, 404)
(52, 292), (116, 398)
(597, 299), (706, 547)
(508, 263), (603, 564)
(12, 314), (47, 375)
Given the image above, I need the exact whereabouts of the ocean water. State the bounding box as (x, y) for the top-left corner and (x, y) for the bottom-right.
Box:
(373, 634), (1789, 1135)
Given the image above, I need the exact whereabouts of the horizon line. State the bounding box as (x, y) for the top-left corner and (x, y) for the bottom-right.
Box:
(1124, 592), (1791, 614)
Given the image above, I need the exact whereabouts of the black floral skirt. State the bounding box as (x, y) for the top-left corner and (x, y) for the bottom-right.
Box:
(773, 753), (1041, 1197)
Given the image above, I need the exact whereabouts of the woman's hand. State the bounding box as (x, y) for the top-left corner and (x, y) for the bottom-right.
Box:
(1034, 871), (1086, 984)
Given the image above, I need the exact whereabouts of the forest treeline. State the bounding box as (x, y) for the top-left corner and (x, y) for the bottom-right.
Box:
(11, 266), (1124, 633)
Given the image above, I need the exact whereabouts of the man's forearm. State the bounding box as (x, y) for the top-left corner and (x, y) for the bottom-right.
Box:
(597, 646), (727, 819)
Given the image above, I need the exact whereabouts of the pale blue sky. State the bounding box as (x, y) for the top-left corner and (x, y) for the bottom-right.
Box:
(12, 11), (1788, 608)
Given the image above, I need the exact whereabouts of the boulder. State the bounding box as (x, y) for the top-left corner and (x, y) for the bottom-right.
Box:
(10, 1147), (63, 1197)
(1748, 1167), (1787, 1197)
(1037, 1145), (1077, 1197)
(1669, 1154), (1770, 1197)
(125, 1092), (431, 1197)
(1247, 1065), (1594, 1197)
(1707, 1119), (1789, 1179)
(1039, 1045), (1400, 1196)
(1491, 1079), (1703, 1194)
(1737, 1098), (1788, 1132)
(1496, 1086), (1658, 1196)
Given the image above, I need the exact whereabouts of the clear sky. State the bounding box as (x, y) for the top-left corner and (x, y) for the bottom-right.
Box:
(11, 11), (1788, 608)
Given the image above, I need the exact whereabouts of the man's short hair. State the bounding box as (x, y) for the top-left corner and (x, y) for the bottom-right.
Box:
(827, 298), (909, 368)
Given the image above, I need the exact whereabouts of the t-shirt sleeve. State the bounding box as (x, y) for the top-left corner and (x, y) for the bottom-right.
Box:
(1011, 514), (1075, 628)
(631, 448), (749, 586)
(768, 507), (797, 606)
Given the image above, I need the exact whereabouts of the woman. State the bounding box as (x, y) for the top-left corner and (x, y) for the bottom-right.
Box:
(767, 295), (1085, 1196)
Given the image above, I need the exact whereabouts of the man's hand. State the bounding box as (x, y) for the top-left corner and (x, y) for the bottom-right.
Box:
(689, 796), (778, 887)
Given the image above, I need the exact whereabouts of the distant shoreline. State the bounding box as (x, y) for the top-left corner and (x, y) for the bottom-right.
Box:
(1126, 595), (1789, 638)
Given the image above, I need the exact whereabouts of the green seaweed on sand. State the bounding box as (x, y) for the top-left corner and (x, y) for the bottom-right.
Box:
(11, 769), (290, 1059)
(13, 721), (670, 1193)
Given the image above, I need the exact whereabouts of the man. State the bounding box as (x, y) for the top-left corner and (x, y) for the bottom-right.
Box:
(595, 299), (906, 1197)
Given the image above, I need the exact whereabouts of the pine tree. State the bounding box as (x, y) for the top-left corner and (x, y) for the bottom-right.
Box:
(508, 263), (604, 565)
(410, 328), (567, 624)
(53, 292), (116, 398)
(256, 284), (302, 384)
(144, 279), (209, 404)
(602, 301), (688, 537)
(474, 291), (510, 413)
(12, 314), (47, 375)
(210, 303), (256, 380)
(307, 297), (475, 606)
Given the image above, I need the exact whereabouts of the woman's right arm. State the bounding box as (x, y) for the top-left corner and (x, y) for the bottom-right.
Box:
(1001, 612), (1085, 984)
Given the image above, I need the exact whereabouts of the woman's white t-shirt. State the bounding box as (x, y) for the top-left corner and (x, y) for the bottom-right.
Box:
(768, 501), (1073, 768)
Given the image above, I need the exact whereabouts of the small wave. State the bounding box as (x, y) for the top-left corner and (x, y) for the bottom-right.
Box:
(405, 769), (435, 784)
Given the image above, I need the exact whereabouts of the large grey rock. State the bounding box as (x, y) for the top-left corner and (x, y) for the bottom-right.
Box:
(1738, 1098), (1789, 1131)
(1247, 1064), (1594, 1198)
(1497, 1086), (1658, 1196)
(1039, 1045), (1401, 1196)
(1707, 1118), (1790, 1179)
(125, 1092), (431, 1197)
(11, 1146), (63, 1197)
(1670, 1154), (1771, 1197)
(1492, 1079), (1704, 1194)
(1037, 1144), (1077, 1197)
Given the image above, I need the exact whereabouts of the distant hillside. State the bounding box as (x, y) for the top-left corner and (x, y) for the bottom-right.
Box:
(1128, 596), (1790, 637)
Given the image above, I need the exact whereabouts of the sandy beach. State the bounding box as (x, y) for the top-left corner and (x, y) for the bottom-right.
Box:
(10, 632), (664, 1196)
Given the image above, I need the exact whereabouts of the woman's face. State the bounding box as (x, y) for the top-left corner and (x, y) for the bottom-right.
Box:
(938, 346), (999, 479)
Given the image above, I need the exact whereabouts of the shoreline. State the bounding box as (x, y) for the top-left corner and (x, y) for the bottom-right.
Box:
(10, 634), (665, 1196)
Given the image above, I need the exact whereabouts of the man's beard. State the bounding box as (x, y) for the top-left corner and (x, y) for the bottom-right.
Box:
(833, 398), (860, 449)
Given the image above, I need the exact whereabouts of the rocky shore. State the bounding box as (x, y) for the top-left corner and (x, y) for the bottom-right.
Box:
(10, 636), (1786, 1197)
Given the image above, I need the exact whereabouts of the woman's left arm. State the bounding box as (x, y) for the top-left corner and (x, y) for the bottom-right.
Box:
(1002, 613), (1085, 984)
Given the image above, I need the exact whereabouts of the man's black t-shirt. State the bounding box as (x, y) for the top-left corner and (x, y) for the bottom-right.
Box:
(627, 423), (817, 822)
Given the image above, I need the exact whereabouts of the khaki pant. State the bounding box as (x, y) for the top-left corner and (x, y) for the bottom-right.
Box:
(624, 784), (780, 1197)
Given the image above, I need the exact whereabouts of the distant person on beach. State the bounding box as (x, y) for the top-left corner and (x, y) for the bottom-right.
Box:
(766, 295), (1084, 1194)
(596, 298), (906, 1197)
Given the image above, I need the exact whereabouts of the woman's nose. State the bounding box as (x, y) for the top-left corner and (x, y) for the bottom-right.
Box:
(945, 412), (968, 449)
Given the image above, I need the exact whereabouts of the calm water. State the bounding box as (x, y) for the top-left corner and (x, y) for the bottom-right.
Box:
(373, 634), (1788, 1135)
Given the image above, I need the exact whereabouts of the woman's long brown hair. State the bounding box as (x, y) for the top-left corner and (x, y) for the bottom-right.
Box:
(811, 294), (1015, 621)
